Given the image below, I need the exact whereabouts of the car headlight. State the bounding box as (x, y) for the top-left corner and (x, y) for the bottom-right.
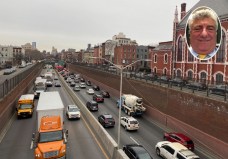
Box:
(35, 154), (41, 157)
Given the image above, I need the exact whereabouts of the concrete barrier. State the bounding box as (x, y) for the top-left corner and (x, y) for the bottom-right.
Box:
(58, 73), (128, 159)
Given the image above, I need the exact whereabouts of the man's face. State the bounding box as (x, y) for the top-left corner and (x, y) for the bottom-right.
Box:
(190, 17), (217, 55)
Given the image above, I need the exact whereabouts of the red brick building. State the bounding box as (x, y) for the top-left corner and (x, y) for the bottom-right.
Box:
(173, 0), (228, 84)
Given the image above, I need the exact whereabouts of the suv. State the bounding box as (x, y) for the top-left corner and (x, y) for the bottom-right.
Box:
(155, 141), (199, 159)
(120, 116), (139, 131)
(66, 105), (81, 120)
(98, 114), (115, 128)
(93, 94), (104, 103)
(86, 101), (98, 111)
(123, 144), (152, 159)
(92, 85), (100, 91)
(164, 132), (194, 151)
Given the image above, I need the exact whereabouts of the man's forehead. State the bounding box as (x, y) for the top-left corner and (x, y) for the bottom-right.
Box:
(192, 18), (216, 26)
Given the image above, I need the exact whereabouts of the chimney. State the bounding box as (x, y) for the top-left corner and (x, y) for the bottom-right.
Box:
(181, 3), (186, 20)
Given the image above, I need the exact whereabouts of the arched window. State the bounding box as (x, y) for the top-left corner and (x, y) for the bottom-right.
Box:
(154, 67), (157, 74)
(164, 54), (168, 64)
(177, 37), (183, 61)
(154, 54), (157, 63)
(216, 30), (226, 62)
(216, 73), (223, 84)
(200, 72), (207, 83)
(176, 70), (181, 78)
(163, 68), (167, 75)
(187, 70), (193, 80)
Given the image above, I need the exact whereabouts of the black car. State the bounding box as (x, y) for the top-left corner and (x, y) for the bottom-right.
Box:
(93, 94), (104, 103)
(93, 85), (100, 91)
(186, 82), (207, 91)
(157, 75), (170, 84)
(169, 77), (187, 87)
(98, 114), (115, 128)
(209, 84), (228, 96)
(123, 144), (153, 159)
(100, 90), (110, 98)
(86, 80), (92, 86)
(80, 77), (85, 82)
(86, 101), (98, 111)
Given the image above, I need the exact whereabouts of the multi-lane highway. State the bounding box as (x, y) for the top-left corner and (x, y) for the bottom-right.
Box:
(0, 70), (107, 159)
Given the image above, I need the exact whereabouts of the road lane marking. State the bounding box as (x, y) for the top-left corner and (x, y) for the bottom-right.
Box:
(130, 136), (140, 145)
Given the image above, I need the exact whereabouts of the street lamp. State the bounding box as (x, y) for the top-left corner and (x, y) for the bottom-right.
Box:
(89, 57), (151, 149)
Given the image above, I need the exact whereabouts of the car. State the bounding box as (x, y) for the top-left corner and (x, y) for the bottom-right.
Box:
(209, 84), (228, 96)
(100, 90), (110, 98)
(157, 75), (170, 84)
(54, 81), (61, 87)
(93, 94), (104, 102)
(186, 81), (207, 91)
(144, 73), (158, 81)
(80, 77), (85, 82)
(54, 76), (58, 80)
(74, 78), (80, 83)
(79, 82), (86, 88)
(70, 81), (76, 87)
(120, 116), (139, 131)
(92, 85), (100, 91)
(163, 132), (194, 151)
(3, 69), (13, 75)
(66, 105), (81, 120)
(46, 81), (53, 87)
(86, 80), (92, 86)
(86, 101), (98, 111)
(169, 77), (187, 87)
(123, 144), (153, 159)
(73, 85), (80, 91)
(87, 88), (95, 95)
(155, 141), (199, 159)
(98, 114), (115, 128)
(66, 77), (72, 83)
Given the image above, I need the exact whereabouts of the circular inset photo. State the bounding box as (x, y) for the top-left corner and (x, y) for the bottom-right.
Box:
(185, 6), (222, 60)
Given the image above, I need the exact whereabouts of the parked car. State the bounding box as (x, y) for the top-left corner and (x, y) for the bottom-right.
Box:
(186, 81), (207, 91)
(209, 84), (228, 96)
(120, 116), (139, 131)
(79, 82), (86, 88)
(87, 88), (95, 95)
(98, 114), (115, 128)
(100, 90), (110, 98)
(169, 77), (187, 87)
(54, 81), (61, 87)
(93, 94), (104, 103)
(155, 141), (199, 159)
(123, 144), (153, 159)
(144, 73), (158, 81)
(92, 85), (100, 91)
(66, 105), (81, 120)
(86, 80), (92, 86)
(86, 101), (98, 111)
(73, 85), (80, 91)
(163, 132), (194, 151)
(157, 75), (170, 84)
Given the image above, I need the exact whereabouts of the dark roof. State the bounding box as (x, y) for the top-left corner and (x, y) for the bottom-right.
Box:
(153, 43), (173, 51)
(178, 0), (228, 28)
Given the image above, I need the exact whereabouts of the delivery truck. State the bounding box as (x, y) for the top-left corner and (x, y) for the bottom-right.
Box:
(32, 91), (68, 159)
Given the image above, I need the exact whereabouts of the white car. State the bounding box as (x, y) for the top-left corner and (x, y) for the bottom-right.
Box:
(155, 141), (200, 159)
(87, 88), (95, 95)
(66, 105), (81, 119)
(45, 81), (53, 87)
(120, 116), (139, 131)
(79, 82), (86, 88)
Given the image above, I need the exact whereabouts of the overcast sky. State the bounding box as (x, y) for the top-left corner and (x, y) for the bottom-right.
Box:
(0, 0), (199, 52)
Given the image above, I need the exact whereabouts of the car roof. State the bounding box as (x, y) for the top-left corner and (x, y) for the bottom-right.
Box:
(122, 116), (137, 121)
(68, 104), (78, 108)
(103, 114), (113, 118)
(167, 132), (191, 141)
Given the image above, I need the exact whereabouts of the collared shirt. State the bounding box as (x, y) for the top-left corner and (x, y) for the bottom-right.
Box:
(189, 46), (219, 60)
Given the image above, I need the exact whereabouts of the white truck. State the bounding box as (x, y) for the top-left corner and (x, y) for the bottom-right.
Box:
(36, 91), (64, 129)
(34, 78), (47, 99)
(117, 94), (146, 116)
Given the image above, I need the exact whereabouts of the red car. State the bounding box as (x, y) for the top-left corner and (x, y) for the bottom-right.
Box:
(93, 94), (104, 103)
(164, 132), (194, 151)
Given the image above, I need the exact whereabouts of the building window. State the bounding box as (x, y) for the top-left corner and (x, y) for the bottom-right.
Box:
(176, 70), (181, 77)
(188, 50), (194, 62)
(216, 30), (226, 63)
(144, 55), (147, 59)
(154, 67), (157, 74)
(177, 37), (183, 61)
(164, 54), (168, 64)
(154, 54), (157, 63)
(187, 70), (193, 80)
(163, 68), (167, 75)
(200, 72), (207, 83)
(215, 73), (223, 84)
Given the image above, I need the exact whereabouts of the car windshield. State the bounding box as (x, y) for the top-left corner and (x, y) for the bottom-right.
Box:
(36, 87), (45, 91)
(19, 104), (32, 109)
(69, 107), (79, 112)
(92, 103), (98, 106)
(130, 120), (138, 124)
(39, 130), (63, 143)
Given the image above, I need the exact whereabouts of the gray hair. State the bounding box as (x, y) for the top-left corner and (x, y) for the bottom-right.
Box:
(188, 7), (218, 31)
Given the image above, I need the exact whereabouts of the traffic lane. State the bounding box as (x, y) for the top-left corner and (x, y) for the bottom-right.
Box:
(0, 89), (37, 159)
(51, 83), (107, 159)
(71, 82), (208, 159)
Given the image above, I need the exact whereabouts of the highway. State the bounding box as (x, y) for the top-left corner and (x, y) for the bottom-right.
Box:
(0, 70), (107, 159)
